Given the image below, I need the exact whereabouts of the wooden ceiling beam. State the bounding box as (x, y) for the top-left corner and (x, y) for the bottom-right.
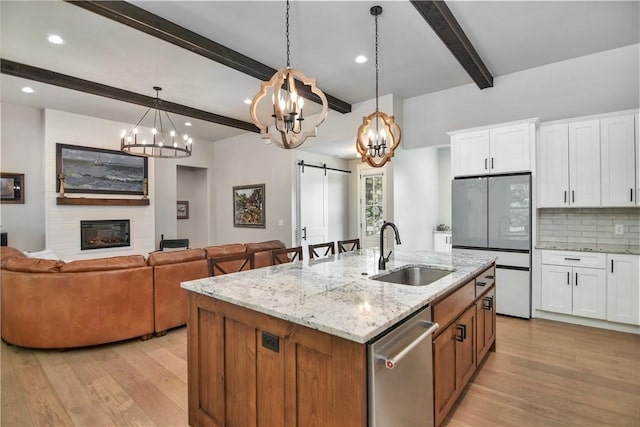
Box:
(1, 59), (259, 133)
(66, 0), (352, 114)
(411, 1), (493, 89)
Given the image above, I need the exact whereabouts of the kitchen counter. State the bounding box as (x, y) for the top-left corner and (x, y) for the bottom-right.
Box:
(182, 249), (495, 343)
(535, 243), (640, 255)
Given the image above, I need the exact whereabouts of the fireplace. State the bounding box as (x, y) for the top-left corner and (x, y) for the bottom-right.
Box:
(81, 219), (130, 250)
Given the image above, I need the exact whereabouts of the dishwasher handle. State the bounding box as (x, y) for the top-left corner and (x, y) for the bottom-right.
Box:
(381, 321), (439, 369)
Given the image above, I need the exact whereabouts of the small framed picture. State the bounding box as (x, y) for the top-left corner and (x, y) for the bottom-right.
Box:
(233, 184), (265, 228)
(177, 200), (189, 219)
(0, 173), (24, 204)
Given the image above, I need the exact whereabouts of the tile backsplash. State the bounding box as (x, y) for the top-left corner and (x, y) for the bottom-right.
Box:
(537, 208), (640, 252)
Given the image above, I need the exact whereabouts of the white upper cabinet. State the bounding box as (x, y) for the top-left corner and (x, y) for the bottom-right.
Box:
(450, 120), (536, 177)
(538, 120), (601, 207)
(451, 130), (490, 177)
(636, 113), (639, 207)
(569, 119), (601, 207)
(538, 110), (639, 208)
(489, 123), (532, 174)
(538, 124), (569, 207)
(601, 114), (636, 207)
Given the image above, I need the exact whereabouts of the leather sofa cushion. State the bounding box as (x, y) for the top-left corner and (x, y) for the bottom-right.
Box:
(205, 243), (246, 258)
(60, 255), (147, 273)
(245, 240), (285, 254)
(148, 248), (205, 266)
(4, 257), (64, 273)
(0, 247), (27, 269)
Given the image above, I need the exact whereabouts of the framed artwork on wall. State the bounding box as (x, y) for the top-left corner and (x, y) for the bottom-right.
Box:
(56, 143), (148, 195)
(0, 173), (24, 204)
(233, 184), (265, 228)
(177, 200), (189, 219)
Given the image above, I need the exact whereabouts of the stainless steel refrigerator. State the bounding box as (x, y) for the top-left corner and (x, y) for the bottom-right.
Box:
(452, 173), (531, 318)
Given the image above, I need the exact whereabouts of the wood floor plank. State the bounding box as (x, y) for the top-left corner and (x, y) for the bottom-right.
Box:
(91, 347), (187, 426)
(4, 346), (73, 426)
(1, 317), (638, 427)
(64, 349), (157, 427)
(1, 344), (34, 427)
(35, 351), (114, 426)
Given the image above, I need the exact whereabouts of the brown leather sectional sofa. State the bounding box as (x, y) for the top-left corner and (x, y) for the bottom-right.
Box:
(0, 240), (285, 349)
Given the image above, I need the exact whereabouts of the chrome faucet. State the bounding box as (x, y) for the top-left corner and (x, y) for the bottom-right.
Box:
(379, 221), (401, 270)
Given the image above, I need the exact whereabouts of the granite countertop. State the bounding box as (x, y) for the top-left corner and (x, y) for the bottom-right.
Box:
(181, 249), (496, 344)
(535, 244), (640, 255)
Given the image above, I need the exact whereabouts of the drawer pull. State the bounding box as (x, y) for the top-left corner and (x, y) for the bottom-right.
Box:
(456, 324), (466, 342)
(476, 281), (486, 287)
(483, 296), (493, 311)
(485, 275), (494, 279)
(564, 257), (581, 261)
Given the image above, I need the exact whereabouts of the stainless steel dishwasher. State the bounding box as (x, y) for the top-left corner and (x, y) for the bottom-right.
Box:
(367, 306), (439, 427)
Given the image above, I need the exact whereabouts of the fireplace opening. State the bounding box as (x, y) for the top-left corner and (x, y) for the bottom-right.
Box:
(81, 219), (130, 250)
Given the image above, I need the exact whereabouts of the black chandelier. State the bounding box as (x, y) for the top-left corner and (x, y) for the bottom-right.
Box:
(120, 87), (192, 158)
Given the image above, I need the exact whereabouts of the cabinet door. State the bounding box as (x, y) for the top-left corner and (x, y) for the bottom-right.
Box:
(538, 124), (569, 207)
(569, 120), (601, 206)
(607, 254), (640, 325)
(451, 130), (490, 177)
(636, 113), (639, 207)
(455, 305), (476, 391)
(433, 323), (458, 426)
(434, 234), (448, 252)
(475, 288), (495, 362)
(541, 265), (572, 314)
(572, 267), (606, 320)
(489, 123), (531, 174)
(601, 115), (636, 206)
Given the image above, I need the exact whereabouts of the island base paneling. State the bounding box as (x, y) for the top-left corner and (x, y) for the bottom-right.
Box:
(186, 293), (367, 427)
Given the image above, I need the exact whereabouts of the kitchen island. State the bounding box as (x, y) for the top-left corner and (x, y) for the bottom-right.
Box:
(182, 249), (496, 427)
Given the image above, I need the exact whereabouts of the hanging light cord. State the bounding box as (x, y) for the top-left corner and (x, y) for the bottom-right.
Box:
(374, 10), (379, 115)
(286, 0), (291, 68)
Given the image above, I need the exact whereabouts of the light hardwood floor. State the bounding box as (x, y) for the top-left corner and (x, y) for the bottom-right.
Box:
(2, 316), (639, 427)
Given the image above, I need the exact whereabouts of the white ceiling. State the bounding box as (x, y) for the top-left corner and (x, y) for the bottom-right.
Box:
(1, 1), (638, 157)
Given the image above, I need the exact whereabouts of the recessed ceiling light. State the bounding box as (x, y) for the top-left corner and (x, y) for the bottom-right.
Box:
(243, 98), (252, 105)
(184, 122), (192, 127)
(22, 87), (34, 94)
(355, 55), (368, 64)
(47, 34), (64, 45)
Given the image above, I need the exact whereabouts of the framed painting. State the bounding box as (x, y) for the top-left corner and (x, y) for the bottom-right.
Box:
(0, 173), (24, 204)
(233, 184), (265, 228)
(177, 200), (189, 219)
(56, 143), (148, 195)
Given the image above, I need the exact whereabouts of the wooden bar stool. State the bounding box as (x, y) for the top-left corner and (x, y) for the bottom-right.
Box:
(337, 238), (360, 253)
(208, 253), (254, 276)
(272, 246), (303, 264)
(308, 242), (336, 259)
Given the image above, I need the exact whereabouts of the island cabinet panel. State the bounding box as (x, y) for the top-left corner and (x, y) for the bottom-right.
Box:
(475, 287), (496, 362)
(432, 268), (496, 427)
(187, 293), (367, 427)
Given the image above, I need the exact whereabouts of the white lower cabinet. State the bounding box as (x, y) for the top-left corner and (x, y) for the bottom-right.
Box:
(434, 232), (452, 253)
(607, 254), (640, 325)
(540, 251), (607, 320)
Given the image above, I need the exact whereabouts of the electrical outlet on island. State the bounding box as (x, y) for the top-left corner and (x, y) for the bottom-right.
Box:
(614, 224), (624, 235)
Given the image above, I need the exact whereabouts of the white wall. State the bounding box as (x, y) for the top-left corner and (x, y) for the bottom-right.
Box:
(0, 103), (45, 251)
(437, 146), (452, 226)
(176, 165), (209, 250)
(404, 44), (640, 148)
(392, 145), (440, 251)
(154, 141), (215, 249)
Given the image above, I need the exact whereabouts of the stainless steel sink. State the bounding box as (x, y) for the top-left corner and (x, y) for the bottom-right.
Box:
(371, 265), (454, 286)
